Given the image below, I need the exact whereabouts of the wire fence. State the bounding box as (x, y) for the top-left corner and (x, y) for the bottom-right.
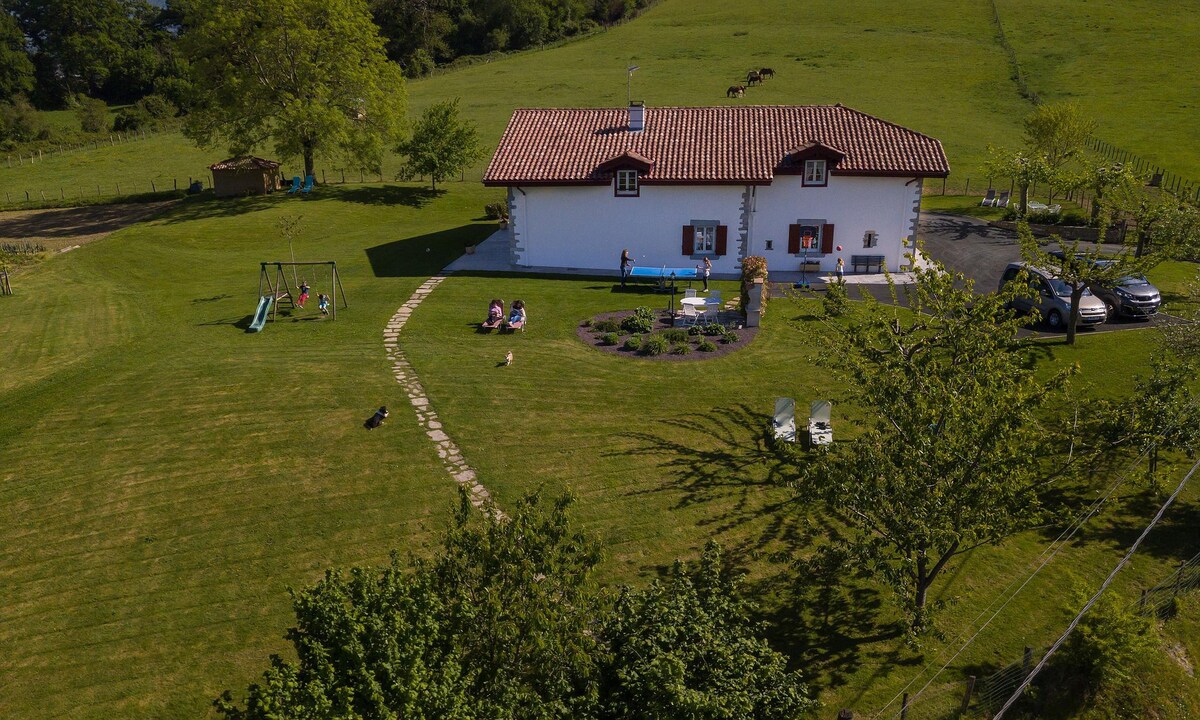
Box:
(2, 127), (163, 168)
(1136, 549), (1200, 619)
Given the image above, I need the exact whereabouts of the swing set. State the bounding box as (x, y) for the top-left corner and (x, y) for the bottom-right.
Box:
(258, 261), (348, 321)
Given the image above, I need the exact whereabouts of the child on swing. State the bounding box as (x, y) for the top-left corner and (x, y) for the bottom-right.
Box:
(297, 280), (311, 309)
(318, 293), (330, 316)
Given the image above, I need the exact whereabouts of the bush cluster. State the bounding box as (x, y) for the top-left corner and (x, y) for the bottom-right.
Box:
(599, 332), (619, 346)
(591, 318), (622, 334)
(622, 334), (642, 351)
(639, 334), (668, 356)
(483, 201), (508, 220)
(621, 306), (655, 334)
(697, 339), (717, 352)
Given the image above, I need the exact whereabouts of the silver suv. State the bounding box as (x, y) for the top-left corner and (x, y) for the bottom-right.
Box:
(999, 262), (1108, 330)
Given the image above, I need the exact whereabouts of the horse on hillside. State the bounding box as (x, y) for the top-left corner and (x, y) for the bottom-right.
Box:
(726, 84), (746, 98)
(758, 67), (775, 80)
(746, 70), (762, 86)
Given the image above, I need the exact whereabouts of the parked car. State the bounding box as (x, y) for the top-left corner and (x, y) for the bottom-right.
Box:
(1045, 253), (1162, 320)
(1085, 261), (1161, 320)
(999, 262), (1108, 330)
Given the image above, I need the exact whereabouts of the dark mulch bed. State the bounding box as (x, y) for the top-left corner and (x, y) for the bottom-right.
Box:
(576, 309), (758, 361)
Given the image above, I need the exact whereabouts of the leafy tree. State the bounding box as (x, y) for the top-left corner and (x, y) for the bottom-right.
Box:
(1103, 182), (1200, 259)
(1016, 222), (1155, 344)
(10, 0), (155, 105)
(1023, 102), (1095, 186)
(800, 261), (1078, 631)
(183, 0), (407, 178)
(0, 95), (49, 143)
(397, 98), (483, 190)
(984, 145), (1051, 215)
(0, 11), (34, 100)
(599, 542), (817, 719)
(217, 491), (816, 719)
(1077, 160), (1139, 223)
(1097, 351), (1200, 491)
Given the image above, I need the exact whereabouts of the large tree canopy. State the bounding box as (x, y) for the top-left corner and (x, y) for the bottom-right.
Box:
(182, 0), (406, 177)
(0, 10), (34, 99)
(216, 491), (816, 720)
(801, 263), (1080, 631)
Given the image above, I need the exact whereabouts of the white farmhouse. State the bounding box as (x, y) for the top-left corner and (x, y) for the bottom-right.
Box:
(483, 103), (949, 276)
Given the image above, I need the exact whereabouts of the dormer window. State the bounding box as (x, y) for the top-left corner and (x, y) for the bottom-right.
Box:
(803, 159), (827, 186)
(615, 169), (639, 197)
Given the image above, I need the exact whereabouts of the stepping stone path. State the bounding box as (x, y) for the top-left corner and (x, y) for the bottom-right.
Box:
(384, 276), (503, 519)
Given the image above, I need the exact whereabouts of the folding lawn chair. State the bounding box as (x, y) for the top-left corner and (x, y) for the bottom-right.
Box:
(772, 398), (796, 443)
(980, 188), (996, 206)
(299, 175), (315, 194)
(996, 191), (1011, 208)
(285, 176), (301, 194)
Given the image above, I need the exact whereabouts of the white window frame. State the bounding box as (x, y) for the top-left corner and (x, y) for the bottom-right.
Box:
(615, 169), (639, 196)
(803, 159), (827, 186)
(691, 221), (717, 255)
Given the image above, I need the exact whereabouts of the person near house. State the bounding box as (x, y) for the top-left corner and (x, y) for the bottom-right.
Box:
(297, 280), (310, 309)
(620, 249), (634, 287)
(702, 256), (712, 291)
(835, 257), (845, 284)
(318, 293), (330, 316)
(508, 299), (526, 326)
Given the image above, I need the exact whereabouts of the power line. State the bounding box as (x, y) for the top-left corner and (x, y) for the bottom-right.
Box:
(993, 456), (1200, 719)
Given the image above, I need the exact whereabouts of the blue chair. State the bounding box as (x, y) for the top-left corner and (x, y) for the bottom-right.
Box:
(285, 176), (301, 194)
(299, 175), (315, 194)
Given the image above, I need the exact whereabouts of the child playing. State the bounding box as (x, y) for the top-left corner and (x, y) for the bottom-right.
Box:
(297, 281), (310, 309)
(508, 299), (526, 326)
(318, 293), (330, 316)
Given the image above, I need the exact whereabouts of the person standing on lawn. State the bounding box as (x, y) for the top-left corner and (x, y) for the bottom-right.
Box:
(702, 256), (712, 291)
(620, 249), (634, 287)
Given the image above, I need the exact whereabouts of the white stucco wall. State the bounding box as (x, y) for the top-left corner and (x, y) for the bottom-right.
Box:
(508, 174), (921, 274)
(750, 175), (920, 273)
(512, 184), (747, 274)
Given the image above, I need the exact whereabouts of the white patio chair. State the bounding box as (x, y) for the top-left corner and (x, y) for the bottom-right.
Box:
(678, 303), (698, 326)
(773, 398), (796, 443)
(684, 288), (698, 298)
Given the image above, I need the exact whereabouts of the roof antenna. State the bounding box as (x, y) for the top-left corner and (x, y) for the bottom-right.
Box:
(626, 64), (640, 105)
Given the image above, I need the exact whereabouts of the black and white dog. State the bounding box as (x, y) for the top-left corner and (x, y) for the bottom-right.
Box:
(364, 406), (389, 430)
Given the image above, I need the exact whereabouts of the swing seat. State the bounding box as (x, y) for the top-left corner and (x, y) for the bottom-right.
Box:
(482, 317), (503, 330)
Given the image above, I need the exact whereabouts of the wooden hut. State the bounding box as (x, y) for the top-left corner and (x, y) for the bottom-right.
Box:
(209, 156), (281, 197)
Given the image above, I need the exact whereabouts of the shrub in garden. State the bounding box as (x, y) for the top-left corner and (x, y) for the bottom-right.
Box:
(740, 255), (768, 318)
(720, 329), (739, 344)
(702, 322), (724, 336)
(697, 339), (717, 352)
(600, 332), (619, 346)
(484, 201), (508, 220)
(662, 328), (688, 344)
(670, 343), (690, 355)
(639, 334), (668, 356)
(687, 324), (704, 336)
(623, 334), (643, 351)
(622, 306), (655, 334)
(592, 318), (622, 334)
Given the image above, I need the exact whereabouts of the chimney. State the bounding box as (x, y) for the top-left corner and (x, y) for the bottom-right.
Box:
(628, 101), (644, 132)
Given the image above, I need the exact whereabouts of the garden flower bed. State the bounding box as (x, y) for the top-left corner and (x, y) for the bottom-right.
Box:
(577, 306), (757, 361)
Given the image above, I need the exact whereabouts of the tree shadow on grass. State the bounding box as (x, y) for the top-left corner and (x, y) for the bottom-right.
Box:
(1082, 494), (1200, 564)
(157, 192), (287, 224)
(618, 401), (911, 691)
(365, 224), (495, 278)
(336, 185), (442, 207)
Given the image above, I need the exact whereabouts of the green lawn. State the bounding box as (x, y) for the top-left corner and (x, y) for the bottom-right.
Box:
(4, 1), (1200, 717)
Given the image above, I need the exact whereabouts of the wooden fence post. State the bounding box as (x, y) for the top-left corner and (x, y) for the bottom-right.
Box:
(961, 675), (976, 711)
(901, 692), (909, 719)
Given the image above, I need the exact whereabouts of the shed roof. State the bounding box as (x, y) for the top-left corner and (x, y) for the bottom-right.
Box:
(484, 105), (949, 185)
(209, 156), (281, 172)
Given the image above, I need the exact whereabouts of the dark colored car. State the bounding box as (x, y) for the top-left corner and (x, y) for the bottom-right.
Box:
(1087, 261), (1161, 320)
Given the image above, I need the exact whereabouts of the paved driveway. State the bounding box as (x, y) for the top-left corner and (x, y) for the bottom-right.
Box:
(919, 212), (1170, 335)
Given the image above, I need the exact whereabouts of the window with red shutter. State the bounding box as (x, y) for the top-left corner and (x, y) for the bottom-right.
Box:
(715, 226), (728, 256)
(788, 224), (801, 254)
(682, 225), (695, 255)
(820, 223), (835, 254)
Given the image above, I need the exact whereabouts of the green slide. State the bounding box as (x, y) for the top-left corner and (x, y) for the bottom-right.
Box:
(247, 295), (272, 333)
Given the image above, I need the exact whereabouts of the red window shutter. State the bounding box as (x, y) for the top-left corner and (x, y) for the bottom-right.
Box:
(682, 225), (695, 255)
(821, 223), (835, 254)
(788, 224), (801, 254)
(715, 225), (728, 256)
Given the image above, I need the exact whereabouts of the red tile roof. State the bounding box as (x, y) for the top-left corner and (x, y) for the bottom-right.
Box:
(484, 105), (949, 185)
(209, 155), (280, 171)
